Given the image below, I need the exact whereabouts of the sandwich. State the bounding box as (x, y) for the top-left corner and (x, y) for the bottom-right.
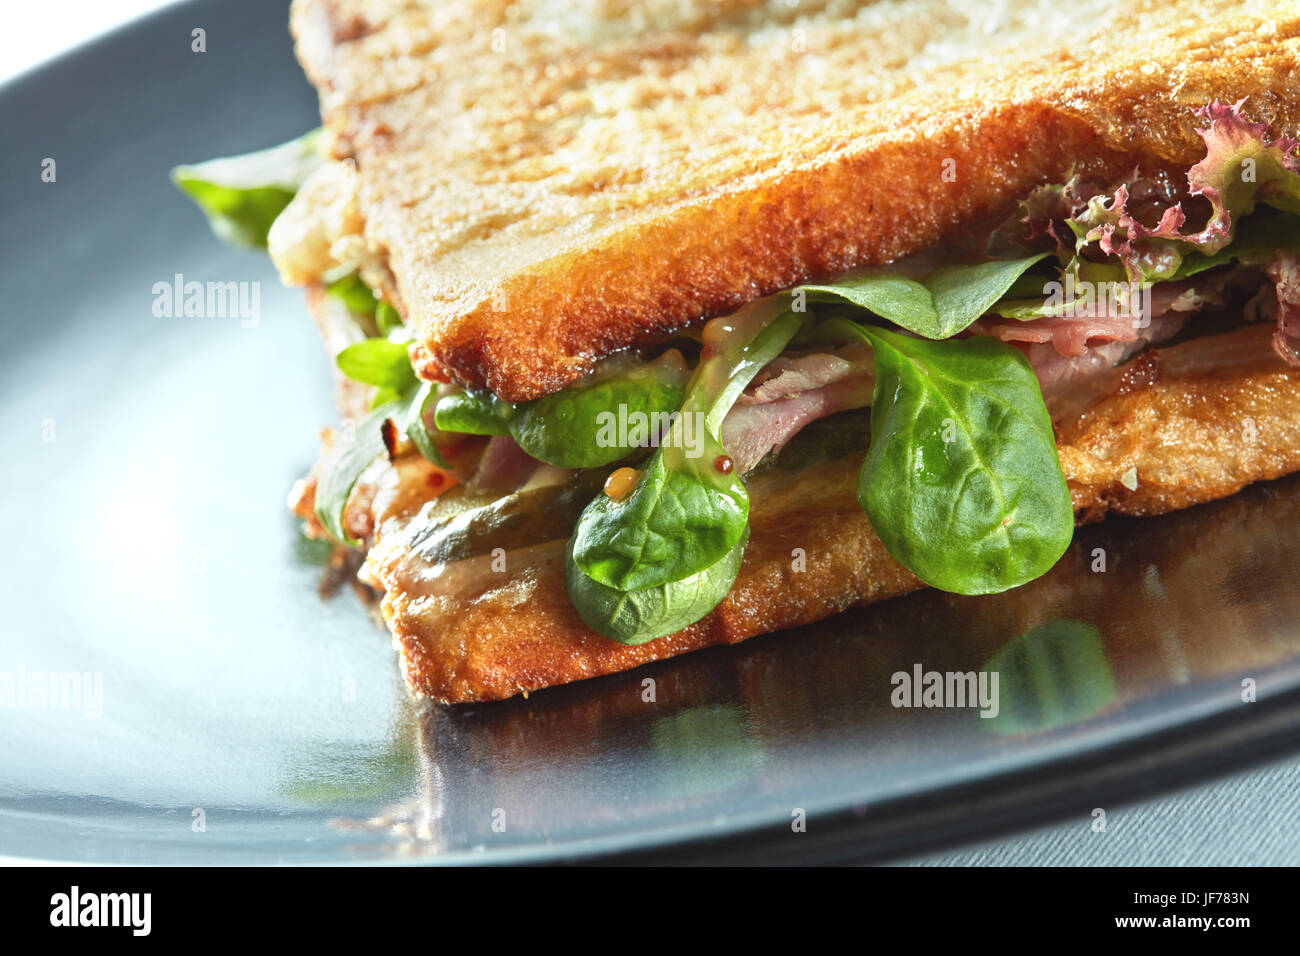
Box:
(174, 0), (1300, 704)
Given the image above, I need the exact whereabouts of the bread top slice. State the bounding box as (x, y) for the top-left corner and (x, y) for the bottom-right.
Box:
(289, 0), (1300, 402)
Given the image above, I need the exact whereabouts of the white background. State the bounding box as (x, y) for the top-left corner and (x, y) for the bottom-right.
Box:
(1, 0), (181, 84)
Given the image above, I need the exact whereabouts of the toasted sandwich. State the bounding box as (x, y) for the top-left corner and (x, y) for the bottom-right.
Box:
(175, 0), (1300, 703)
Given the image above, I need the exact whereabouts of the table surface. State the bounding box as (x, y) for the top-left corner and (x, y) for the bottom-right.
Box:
(897, 753), (1300, 866)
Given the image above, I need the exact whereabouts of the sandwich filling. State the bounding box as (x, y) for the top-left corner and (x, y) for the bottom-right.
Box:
(176, 100), (1300, 646)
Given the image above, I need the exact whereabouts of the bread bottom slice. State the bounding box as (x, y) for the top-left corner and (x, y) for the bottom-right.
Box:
(302, 290), (1300, 703)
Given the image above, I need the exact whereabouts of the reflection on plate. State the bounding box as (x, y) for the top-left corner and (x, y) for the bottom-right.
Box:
(319, 473), (1300, 861)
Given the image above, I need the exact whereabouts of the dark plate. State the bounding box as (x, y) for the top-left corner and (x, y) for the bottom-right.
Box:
(3, 0), (1299, 865)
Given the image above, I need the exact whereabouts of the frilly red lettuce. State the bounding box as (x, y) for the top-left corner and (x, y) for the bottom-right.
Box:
(1068, 183), (1189, 282)
(1186, 99), (1300, 251)
(1009, 100), (1300, 285)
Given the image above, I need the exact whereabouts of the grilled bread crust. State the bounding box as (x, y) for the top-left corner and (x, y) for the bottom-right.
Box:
(287, 0), (1300, 402)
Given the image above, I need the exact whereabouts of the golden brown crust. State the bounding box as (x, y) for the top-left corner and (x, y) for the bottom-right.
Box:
(1059, 336), (1300, 522)
(288, 0), (1300, 401)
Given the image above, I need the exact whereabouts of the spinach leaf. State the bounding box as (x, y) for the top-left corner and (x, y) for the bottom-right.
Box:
(570, 306), (802, 592)
(171, 129), (323, 248)
(314, 398), (403, 546)
(433, 356), (690, 468)
(403, 381), (448, 468)
(798, 254), (1047, 339)
(326, 274), (380, 317)
(327, 274), (404, 336)
(433, 389), (510, 436)
(335, 338), (418, 408)
(839, 322), (1073, 594)
(565, 529), (749, 645)
(375, 300), (403, 336)
(510, 359), (689, 468)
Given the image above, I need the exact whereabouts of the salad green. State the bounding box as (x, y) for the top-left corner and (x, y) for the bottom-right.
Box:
(569, 307), (802, 595)
(566, 529), (750, 645)
(313, 397), (404, 546)
(335, 337), (418, 408)
(403, 381), (448, 468)
(798, 254), (1048, 339)
(171, 129), (323, 248)
(327, 274), (402, 335)
(434, 353), (690, 469)
(828, 322), (1073, 593)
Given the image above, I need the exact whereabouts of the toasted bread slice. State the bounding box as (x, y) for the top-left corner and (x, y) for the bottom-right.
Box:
(287, 0), (1300, 402)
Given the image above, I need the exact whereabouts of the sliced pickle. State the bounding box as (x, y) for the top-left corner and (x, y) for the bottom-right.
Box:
(407, 471), (605, 564)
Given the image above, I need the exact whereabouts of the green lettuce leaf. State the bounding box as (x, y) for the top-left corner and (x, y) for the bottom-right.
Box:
(1173, 206), (1300, 278)
(569, 306), (801, 593)
(1066, 100), (1300, 283)
(434, 354), (690, 468)
(327, 274), (403, 336)
(171, 129), (323, 248)
(403, 381), (448, 468)
(797, 254), (1048, 338)
(326, 274), (381, 317)
(433, 390), (511, 436)
(315, 383), (452, 544)
(827, 321), (1073, 594)
(565, 529), (749, 645)
(335, 338), (418, 408)
(314, 398), (402, 546)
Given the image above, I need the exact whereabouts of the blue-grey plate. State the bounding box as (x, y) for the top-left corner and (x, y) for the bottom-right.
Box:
(3, 0), (1300, 865)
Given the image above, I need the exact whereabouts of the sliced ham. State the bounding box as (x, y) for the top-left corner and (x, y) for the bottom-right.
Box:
(1266, 251), (1300, 366)
(723, 376), (874, 475)
(469, 435), (539, 493)
(972, 311), (1173, 357)
(969, 273), (1243, 358)
(742, 344), (873, 403)
(1017, 311), (1188, 398)
(724, 345), (874, 473)
(970, 266), (1267, 410)
(1043, 324), (1284, 423)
